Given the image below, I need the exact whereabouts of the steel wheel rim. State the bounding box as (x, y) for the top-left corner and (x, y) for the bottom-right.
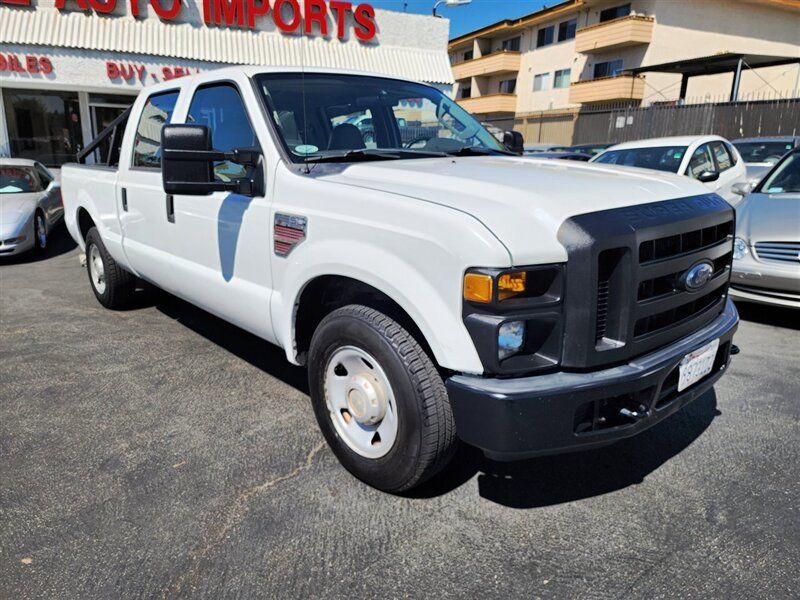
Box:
(36, 215), (46, 248)
(89, 244), (106, 295)
(324, 346), (398, 459)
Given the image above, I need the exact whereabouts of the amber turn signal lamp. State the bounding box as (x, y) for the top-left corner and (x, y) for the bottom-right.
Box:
(464, 273), (493, 303)
(498, 272), (527, 301)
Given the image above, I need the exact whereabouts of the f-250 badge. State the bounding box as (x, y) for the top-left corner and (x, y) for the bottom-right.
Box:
(274, 213), (307, 257)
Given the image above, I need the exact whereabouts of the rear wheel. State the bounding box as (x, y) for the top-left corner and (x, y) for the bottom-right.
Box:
(85, 227), (136, 309)
(308, 305), (456, 492)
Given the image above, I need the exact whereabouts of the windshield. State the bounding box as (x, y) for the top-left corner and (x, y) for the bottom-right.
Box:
(759, 153), (800, 194)
(733, 141), (794, 164)
(0, 166), (41, 194)
(593, 146), (686, 173)
(256, 73), (506, 162)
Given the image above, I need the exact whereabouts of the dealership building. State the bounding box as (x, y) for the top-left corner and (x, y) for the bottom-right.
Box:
(0, 0), (453, 167)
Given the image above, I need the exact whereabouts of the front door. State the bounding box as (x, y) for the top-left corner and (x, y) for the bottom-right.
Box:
(168, 82), (273, 339)
(117, 89), (181, 289)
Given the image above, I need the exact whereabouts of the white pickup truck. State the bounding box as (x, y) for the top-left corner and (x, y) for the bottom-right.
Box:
(62, 67), (738, 492)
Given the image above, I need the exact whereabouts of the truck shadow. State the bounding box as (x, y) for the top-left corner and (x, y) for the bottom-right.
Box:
(145, 289), (720, 508)
(411, 390), (720, 508)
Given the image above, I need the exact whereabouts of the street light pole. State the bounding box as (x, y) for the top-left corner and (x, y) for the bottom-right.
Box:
(433, 0), (471, 18)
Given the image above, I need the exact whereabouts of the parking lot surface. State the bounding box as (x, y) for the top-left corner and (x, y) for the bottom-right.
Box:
(2, 227), (799, 599)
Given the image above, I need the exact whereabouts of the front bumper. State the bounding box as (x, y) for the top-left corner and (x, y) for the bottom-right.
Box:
(0, 220), (35, 256)
(446, 298), (739, 460)
(731, 257), (800, 309)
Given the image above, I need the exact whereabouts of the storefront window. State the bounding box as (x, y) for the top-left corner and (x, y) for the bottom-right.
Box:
(3, 89), (83, 167)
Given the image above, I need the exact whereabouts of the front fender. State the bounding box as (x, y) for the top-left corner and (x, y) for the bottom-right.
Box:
(274, 239), (486, 374)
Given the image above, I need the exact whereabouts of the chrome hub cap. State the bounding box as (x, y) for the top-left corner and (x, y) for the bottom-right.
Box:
(325, 346), (398, 459)
(36, 215), (46, 248)
(89, 244), (106, 295)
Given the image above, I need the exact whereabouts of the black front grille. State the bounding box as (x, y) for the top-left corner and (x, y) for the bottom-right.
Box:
(558, 194), (735, 369)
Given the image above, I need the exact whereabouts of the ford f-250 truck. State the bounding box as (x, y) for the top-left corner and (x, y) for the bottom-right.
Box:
(62, 67), (738, 492)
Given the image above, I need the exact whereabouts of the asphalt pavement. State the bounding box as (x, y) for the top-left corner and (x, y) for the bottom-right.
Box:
(1, 225), (798, 599)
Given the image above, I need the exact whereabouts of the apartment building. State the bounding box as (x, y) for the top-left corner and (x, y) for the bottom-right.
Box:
(449, 0), (800, 128)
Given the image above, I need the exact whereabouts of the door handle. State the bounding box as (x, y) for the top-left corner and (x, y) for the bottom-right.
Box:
(166, 194), (175, 223)
(121, 188), (128, 212)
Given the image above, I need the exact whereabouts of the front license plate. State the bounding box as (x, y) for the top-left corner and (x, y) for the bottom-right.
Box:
(678, 339), (720, 392)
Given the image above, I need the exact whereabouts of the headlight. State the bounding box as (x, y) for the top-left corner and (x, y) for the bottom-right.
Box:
(733, 237), (748, 260)
(498, 320), (525, 360)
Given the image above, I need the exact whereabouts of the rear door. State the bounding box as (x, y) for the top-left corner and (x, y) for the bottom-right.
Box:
(117, 89), (181, 288)
(166, 80), (273, 339)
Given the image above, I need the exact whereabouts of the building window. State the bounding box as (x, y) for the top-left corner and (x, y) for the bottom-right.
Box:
(533, 73), (550, 92)
(500, 79), (517, 94)
(558, 19), (577, 42)
(536, 26), (554, 48)
(501, 36), (521, 52)
(554, 69), (572, 88)
(593, 59), (624, 79)
(460, 86), (472, 99)
(132, 91), (179, 168)
(2, 89), (82, 168)
(599, 3), (631, 23)
(464, 50), (474, 61)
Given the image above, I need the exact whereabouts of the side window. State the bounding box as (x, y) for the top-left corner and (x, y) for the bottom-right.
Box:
(35, 163), (53, 187)
(710, 141), (733, 172)
(688, 144), (715, 178)
(132, 91), (179, 168)
(187, 84), (258, 183)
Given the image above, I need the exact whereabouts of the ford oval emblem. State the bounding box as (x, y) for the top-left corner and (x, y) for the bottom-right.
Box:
(681, 261), (715, 292)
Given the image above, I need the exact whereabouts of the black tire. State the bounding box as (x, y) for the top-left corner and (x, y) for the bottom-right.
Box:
(85, 227), (137, 309)
(33, 211), (47, 253)
(308, 305), (457, 492)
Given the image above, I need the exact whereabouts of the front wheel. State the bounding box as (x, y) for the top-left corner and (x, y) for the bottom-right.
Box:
(308, 305), (457, 492)
(34, 212), (47, 253)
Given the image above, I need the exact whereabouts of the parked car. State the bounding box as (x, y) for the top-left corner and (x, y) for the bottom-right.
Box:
(568, 143), (613, 156)
(523, 151), (593, 161)
(0, 159), (63, 256)
(523, 143), (569, 154)
(591, 135), (747, 203)
(61, 67), (738, 492)
(732, 136), (800, 186)
(729, 148), (800, 309)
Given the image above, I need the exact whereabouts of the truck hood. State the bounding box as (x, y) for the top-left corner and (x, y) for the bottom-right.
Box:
(320, 156), (711, 264)
(735, 192), (800, 243)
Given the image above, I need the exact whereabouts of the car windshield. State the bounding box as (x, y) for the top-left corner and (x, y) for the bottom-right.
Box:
(593, 146), (687, 173)
(0, 166), (40, 194)
(734, 141), (794, 164)
(256, 73), (506, 163)
(759, 153), (800, 194)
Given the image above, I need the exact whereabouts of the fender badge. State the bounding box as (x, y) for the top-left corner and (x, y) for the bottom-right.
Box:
(274, 213), (307, 257)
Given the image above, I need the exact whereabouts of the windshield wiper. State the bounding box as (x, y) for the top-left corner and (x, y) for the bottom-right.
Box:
(445, 147), (515, 157)
(304, 149), (402, 163)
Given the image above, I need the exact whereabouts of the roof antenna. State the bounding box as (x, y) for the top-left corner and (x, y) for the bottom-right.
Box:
(301, 25), (310, 174)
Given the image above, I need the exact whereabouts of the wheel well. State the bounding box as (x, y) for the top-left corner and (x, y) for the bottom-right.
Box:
(294, 275), (437, 367)
(77, 207), (96, 245)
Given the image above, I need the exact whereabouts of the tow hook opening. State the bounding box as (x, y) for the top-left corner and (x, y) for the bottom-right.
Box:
(574, 388), (655, 434)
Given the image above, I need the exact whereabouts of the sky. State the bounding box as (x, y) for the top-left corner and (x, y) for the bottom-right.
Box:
(367, 0), (551, 39)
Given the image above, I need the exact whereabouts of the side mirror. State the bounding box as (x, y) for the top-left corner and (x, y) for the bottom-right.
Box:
(731, 181), (753, 196)
(503, 130), (524, 155)
(161, 124), (262, 196)
(697, 170), (720, 183)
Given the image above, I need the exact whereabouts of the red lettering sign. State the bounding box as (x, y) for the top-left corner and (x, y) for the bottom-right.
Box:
(0, 54), (54, 74)
(5, 0), (378, 41)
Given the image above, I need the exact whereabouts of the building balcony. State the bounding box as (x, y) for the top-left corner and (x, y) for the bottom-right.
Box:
(574, 15), (654, 54)
(569, 75), (645, 104)
(458, 94), (518, 115)
(452, 51), (522, 81)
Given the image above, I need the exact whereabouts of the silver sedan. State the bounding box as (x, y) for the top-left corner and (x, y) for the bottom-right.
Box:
(730, 149), (800, 309)
(0, 158), (64, 257)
